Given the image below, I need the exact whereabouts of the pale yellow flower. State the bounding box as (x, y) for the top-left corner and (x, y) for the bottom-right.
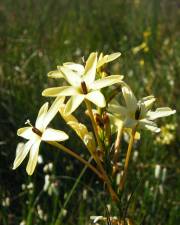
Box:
(42, 52), (123, 115)
(109, 84), (176, 132)
(13, 97), (69, 175)
(48, 52), (121, 78)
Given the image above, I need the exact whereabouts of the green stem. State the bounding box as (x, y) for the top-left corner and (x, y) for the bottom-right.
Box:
(54, 158), (92, 225)
(47, 141), (103, 180)
(120, 128), (136, 190)
(113, 123), (124, 167)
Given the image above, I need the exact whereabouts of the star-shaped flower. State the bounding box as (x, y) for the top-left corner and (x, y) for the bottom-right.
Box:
(47, 52), (121, 79)
(13, 97), (69, 175)
(109, 84), (176, 132)
(42, 52), (123, 115)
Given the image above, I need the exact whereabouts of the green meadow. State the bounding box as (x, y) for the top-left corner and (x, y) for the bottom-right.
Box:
(0, 0), (179, 224)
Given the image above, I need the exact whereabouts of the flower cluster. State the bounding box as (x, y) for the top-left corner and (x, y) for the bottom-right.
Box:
(13, 51), (175, 199)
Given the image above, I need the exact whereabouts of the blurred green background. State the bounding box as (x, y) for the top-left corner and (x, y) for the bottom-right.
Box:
(0, 0), (179, 224)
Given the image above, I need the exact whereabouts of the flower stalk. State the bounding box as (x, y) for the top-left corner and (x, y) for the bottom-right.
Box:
(119, 127), (136, 190)
(113, 123), (124, 169)
(47, 141), (103, 180)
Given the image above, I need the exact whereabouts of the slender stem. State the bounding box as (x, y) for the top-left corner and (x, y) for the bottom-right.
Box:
(54, 158), (92, 225)
(113, 122), (124, 165)
(47, 141), (103, 180)
(119, 127), (136, 190)
(85, 100), (119, 201)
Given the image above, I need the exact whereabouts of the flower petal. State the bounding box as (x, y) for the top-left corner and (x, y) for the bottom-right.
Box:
(91, 75), (123, 90)
(141, 96), (156, 109)
(97, 52), (121, 68)
(61, 66), (81, 86)
(83, 52), (97, 85)
(122, 84), (137, 112)
(139, 119), (160, 132)
(35, 102), (49, 130)
(65, 95), (84, 115)
(139, 118), (156, 126)
(26, 139), (41, 175)
(48, 70), (64, 79)
(43, 97), (65, 128)
(85, 91), (106, 108)
(17, 127), (33, 140)
(124, 117), (138, 128)
(105, 52), (121, 62)
(13, 140), (33, 170)
(147, 107), (176, 120)
(42, 128), (69, 141)
(42, 86), (79, 97)
(67, 121), (88, 140)
(108, 103), (127, 117)
(63, 62), (84, 75)
(139, 96), (156, 118)
(145, 125), (160, 133)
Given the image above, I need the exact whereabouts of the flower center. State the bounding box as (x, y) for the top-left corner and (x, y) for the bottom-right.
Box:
(81, 81), (88, 94)
(135, 105), (141, 120)
(25, 119), (42, 137)
(32, 127), (42, 137)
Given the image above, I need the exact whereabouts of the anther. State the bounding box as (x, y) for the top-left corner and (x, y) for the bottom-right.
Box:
(135, 105), (141, 120)
(32, 127), (42, 137)
(81, 81), (88, 94)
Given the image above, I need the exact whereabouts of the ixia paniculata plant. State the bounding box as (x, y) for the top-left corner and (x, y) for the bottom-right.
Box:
(13, 52), (176, 224)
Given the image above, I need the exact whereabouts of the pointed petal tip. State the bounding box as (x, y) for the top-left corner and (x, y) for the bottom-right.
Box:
(112, 52), (121, 58)
(17, 128), (21, 136)
(26, 169), (33, 176)
(12, 165), (17, 170)
(42, 90), (47, 96)
(120, 75), (124, 80)
(42, 90), (54, 97)
(17, 127), (33, 139)
(47, 70), (64, 79)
